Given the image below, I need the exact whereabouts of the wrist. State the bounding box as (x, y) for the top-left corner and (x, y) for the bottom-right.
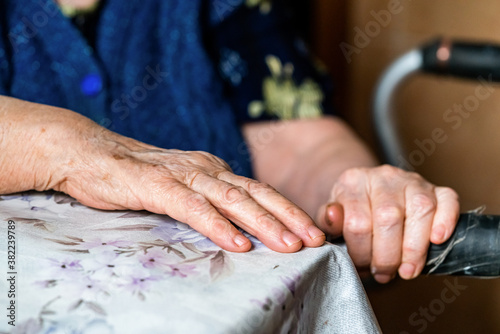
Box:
(0, 97), (94, 193)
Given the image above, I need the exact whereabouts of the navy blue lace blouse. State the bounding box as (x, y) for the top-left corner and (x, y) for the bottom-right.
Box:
(0, 0), (333, 177)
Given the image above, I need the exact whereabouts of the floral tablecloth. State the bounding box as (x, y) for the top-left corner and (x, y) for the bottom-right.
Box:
(0, 192), (380, 334)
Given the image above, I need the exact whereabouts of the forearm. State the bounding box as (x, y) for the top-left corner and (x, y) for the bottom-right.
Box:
(242, 116), (377, 217)
(0, 96), (92, 194)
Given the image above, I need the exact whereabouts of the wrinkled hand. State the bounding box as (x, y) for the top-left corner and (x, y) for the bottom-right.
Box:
(55, 128), (325, 253)
(316, 165), (460, 283)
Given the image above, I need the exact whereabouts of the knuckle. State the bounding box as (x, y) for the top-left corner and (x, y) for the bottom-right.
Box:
(244, 179), (275, 194)
(283, 204), (304, 219)
(187, 151), (208, 165)
(377, 164), (401, 178)
(409, 193), (436, 216)
(438, 186), (460, 201)
(212, 157), (231, 171)
(220, 185), (248, 205)
(331, 182), (348, 197)
(338, 168), (364, 185)
(255, 213), (278, 231)
(185, 171), (202, 187)
(344, 214), (371, 236)
(402, 242), (427, 259)
(207, 218), (231, 237)
(193, 150), (212, 161)
(193, 151), (230, 170)
(407, 171), (424, 180)
(374, 206), (403, 229)
(185, 193), (211, 215)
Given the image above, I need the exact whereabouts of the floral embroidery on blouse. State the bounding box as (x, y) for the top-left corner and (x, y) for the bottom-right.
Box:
(246, 0), (272, 15)
(248, 55), (324, 120)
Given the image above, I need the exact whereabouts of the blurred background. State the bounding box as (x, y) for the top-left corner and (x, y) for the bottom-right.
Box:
(295, 0), (500, 333)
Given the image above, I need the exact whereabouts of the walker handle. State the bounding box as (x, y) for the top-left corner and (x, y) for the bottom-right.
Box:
(422, 38), (500, 81)
(424, 211), (500, 277)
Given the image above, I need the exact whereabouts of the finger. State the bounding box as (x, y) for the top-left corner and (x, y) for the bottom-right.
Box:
(189, 172), (305, 253)
(430, 187), (460, 244)
(216, 171), (325, 248)
(155, 179), (252, 252)
(370, 179), (405, 284)
(334, 169), (373, 269)
(399, 183), (437, 280)
(316, 202), (344, 237)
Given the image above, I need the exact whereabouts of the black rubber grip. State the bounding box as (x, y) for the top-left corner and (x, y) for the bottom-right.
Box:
(424, 211), (500, 277)
(422, 38), (500, 82)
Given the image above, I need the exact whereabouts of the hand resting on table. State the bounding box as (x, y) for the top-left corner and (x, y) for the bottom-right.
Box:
(0, 96), (325, 253)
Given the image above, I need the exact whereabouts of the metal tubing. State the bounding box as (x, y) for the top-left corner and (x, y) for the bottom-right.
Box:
(373, 49), (424, 166)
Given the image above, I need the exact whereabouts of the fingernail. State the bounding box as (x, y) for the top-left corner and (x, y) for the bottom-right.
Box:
(433, 225), (446, 242)
(325, 204), (335, 226)
(234, 234), (248, 247)
(399, 263), (416, 279)
(282, 231), (302, 247)
(308, 225), (325, 240)
(374, 274), (392, 284)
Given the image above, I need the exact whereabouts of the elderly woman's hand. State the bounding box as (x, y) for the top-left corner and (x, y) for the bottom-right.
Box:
(60, 129), (326, 252)
(316, 165), (460, 283)
(0, 97), (325, 253)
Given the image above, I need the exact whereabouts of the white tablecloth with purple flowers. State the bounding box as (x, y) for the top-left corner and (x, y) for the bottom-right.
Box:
(0, 192), (380, 334)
